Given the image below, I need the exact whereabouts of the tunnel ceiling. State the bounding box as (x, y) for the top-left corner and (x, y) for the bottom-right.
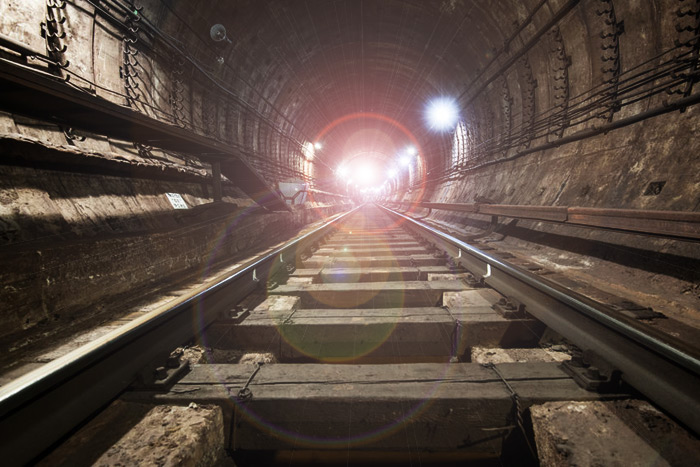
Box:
(152, 0), (531, 182)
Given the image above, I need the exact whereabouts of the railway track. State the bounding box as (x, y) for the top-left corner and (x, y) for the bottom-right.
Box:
(1, 204), (699, 465)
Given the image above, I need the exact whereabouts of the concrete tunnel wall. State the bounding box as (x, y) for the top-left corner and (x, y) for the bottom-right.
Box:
(0, 0), (698, 351)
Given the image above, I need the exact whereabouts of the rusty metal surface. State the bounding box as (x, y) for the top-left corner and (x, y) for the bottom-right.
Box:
(390, 201), (700, 240)
(568, 207), (700, 239)
(391, 201), (478, 212)
(479, 204), (568, 222)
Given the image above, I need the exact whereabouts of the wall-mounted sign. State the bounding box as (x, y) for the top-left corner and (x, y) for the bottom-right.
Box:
(279, 182), (308, 205)
(165, 193), (188, 209)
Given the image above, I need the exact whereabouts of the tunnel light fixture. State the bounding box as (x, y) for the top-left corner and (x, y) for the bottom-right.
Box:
(387, 168), (397, 178)
(425, 96), (459, 131)
(314, 142), (323, 150)
(406, 145), (417, 156)
(210, 24), (233, 44)
(400, 155), (412, 167)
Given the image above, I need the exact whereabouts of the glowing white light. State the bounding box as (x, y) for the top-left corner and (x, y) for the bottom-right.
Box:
(336, 166), (349, 178)
(314, 142), (323, 150)
(406, 145), (417, 156)
(426, 97), (459, 131)
(401, 155), (412, 167)
(387, 168), (397, 178)
(356, 164), (377, 184)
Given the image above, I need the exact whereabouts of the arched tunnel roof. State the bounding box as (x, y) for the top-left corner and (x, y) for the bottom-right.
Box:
(150, 0), (544, 185)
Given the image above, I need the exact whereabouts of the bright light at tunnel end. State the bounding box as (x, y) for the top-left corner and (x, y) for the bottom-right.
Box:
(336, 165), (349, 178)
(357, 164), (377, 184)
(425, 96), (459, 131)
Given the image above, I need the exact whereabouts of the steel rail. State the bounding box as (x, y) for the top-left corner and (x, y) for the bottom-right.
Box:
(0, 205), (359, 466)
(379, 204), (700, 435)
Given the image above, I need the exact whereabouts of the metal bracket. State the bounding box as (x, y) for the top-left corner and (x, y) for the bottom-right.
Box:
(492, 296), (528, 319)
(561, 349), (622, 392)
(462, 272), (485, 288)
(131, 351), (189, 391)
(226, 305), (250, 323)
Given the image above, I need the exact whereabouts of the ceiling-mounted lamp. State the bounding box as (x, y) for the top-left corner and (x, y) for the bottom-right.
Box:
(210, 24), (231, 65)
(210, 24), (233, 44)
(425, 96), (459, 131)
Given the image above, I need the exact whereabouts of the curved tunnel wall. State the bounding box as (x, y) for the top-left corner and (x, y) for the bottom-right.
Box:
(426, 0), (699, 214)
(0, 0), (698, 348)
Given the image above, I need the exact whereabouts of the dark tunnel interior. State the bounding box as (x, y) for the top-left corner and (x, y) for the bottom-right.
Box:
(0, 0), (699, 464)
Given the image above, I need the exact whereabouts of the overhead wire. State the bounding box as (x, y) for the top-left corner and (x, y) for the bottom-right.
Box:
(414, 36), (700, 188)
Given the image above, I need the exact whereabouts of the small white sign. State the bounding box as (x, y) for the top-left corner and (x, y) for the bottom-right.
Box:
(166, 193), (188, 209)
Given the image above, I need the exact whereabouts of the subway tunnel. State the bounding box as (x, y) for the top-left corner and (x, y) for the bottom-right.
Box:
(0, 0), (699, 465)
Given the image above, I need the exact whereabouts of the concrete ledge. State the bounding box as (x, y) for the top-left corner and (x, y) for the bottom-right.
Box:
(40, 401), (225, 466)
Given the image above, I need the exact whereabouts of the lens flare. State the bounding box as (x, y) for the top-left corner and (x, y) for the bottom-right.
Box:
(336, 166), (349, 178)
